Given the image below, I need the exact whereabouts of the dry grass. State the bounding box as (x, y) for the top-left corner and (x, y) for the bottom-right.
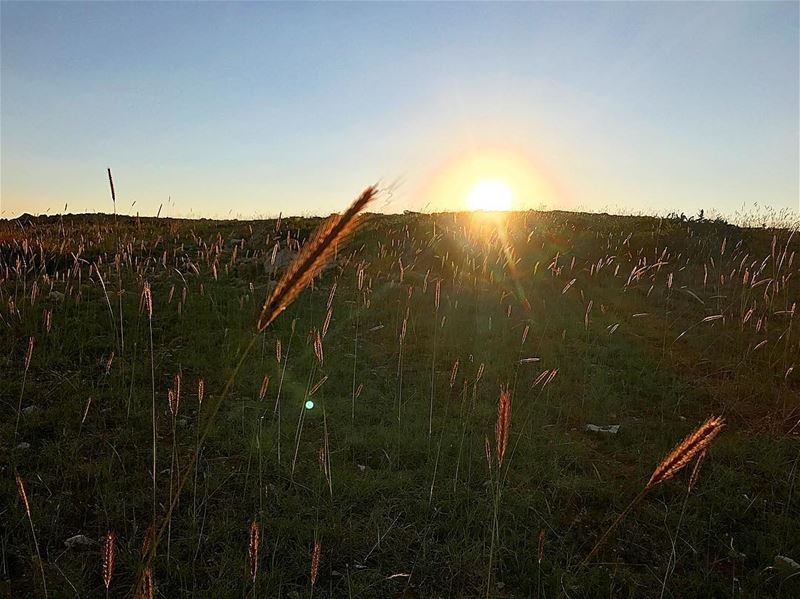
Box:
(134, 186), (376, 596)
(494, 388), (511, 469)
(249, 520), (260, 583)
(3, 206), (797, 596)
(310, 539), (321, 589)
(647, 415), (725, 490)
(102, 530), (116, 591)
(257, 185), (377, 332)
(15, 473), (47, 598)
(584, 415), (726, 564)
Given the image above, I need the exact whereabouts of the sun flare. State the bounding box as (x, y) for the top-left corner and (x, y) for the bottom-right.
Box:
(467, 180), (513, 212)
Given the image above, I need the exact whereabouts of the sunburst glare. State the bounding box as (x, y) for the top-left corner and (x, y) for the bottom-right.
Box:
(466, 180), (513, 212)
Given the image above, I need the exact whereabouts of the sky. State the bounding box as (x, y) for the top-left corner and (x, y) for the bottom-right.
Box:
(1, 1), (798, 220)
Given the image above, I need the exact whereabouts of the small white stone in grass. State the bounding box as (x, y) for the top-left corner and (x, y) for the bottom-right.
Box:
(16, 442), (30, 450)
(775, 555), (800, 572)
(64, 534), (96, 549)
(585, 424), (620, 434)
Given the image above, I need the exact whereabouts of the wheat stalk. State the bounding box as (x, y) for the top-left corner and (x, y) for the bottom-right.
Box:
(249, 520), (260, 583)
(14, 336), (34, 441)
(134, 186), (375, 596)
(257, 186), (376, 332)
(171, 371), (181, 417)
(537, 529), (546, 564)
(660, 448), (709, 598)
(134, 568), (154, 599)
(167, 371), (182, 561)
(495, 388), (511, 469)
(537, 528), (546, 599)
(486, 387), (512, 597)
(583, 415), (725, 565)
(428, 279), (441, 438)
(16, 473), (48, 598)
(102, 530), (116, 594)
(16, 473), (31, 517)
(646, 416), (724, 490)
(310, 539), (321, 589)
(449, 359), (459, 389)
(194, 377), (204, 516)
(24, 336), (34, 370)
(687, 448), (707, 493)
(142, 281), (157, 524)
(107, 167), (116, 217)
(258, 375), (270, 401)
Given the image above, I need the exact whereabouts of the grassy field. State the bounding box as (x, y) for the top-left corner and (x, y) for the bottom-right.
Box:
(2, 204), (799, 597)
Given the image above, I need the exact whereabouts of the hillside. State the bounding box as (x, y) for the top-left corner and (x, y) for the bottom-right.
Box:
(2, 208), (798, 597)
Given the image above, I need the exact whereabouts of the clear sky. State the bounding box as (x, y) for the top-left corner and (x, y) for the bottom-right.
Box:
(2, 1), (798, 219)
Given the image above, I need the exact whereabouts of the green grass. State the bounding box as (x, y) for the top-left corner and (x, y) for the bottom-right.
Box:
(2, 210), (799, 597)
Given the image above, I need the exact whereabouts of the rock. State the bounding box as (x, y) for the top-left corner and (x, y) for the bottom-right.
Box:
(22, 405), (36, 415)
(64, 534), (96, 549)
(586, 424), (620, 434)
(775, 555), (800, 572)
(16, 442), (30, 450)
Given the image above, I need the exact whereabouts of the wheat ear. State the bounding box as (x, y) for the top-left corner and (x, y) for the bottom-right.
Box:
(583, 416), (725, 565)
(257, 185), (376, 332)
(133, 186), (375, 597)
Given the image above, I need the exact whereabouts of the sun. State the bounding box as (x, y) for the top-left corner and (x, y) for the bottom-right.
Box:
(466, 180), (513, 212)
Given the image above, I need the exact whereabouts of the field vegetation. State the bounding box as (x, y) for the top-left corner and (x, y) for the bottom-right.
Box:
(2, 195), (799, 597)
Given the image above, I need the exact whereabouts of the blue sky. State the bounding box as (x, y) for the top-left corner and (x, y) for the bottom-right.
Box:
(2, 1), (798, 219)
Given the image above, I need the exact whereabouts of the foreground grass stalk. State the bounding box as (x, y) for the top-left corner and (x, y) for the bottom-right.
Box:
(193, 378), (204, 518)
(272, 319), (296, 465)
(486, 389), (510, 598)
(351, 274), (362, 423)
(248, 520), (260, 593)
(660, 450), (706, 598)
(117, 259), (125, 355)
(143, 283), (157, 526)
(167, 373), (181, 563)
(582, 416), (724, 565)
(16, 473), (48, 599)
(133, 186), (375, 596)
(102, 530), (116, 599)
(396, 307), (408, 425)
(310, 538), (321, 597)
(14, 336), (34, 441)
(291, 363), (317, 479)
(428, 280), (440, 438)
(95, 266), (119, 352)
(429, 360), (458, 507)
